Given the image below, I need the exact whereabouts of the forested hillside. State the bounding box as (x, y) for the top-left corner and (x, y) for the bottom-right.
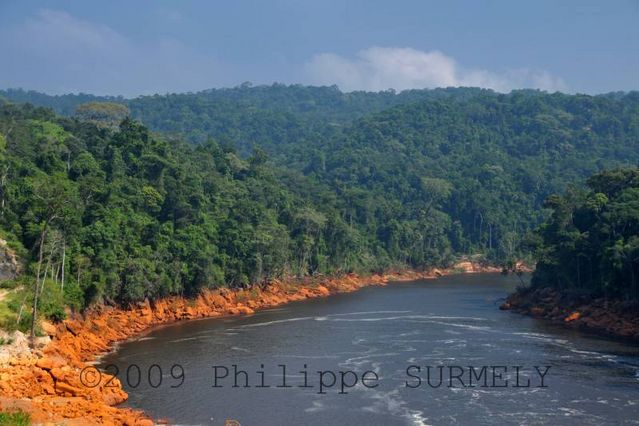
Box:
(1, 86), (492, 150)
(1, 102), (420, 332)
(3, 86), (639, 263)
(531, 167), (639, 299)
(302, 91), (639, 265)
(1, 86), (639, 331)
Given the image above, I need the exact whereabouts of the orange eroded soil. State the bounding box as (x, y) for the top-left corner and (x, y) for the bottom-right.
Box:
(0, 264), (500, 425)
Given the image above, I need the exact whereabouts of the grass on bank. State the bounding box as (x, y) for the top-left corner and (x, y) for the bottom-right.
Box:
(0, 410), (30, 426)
(0, 276), (78, 334)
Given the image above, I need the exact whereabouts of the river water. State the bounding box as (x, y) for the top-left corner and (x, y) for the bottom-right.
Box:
(101, 274), (639, 425)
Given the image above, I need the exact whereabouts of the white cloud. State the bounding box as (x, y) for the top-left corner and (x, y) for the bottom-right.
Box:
(0, 9), (223, 96)
(306, 46), (567, 93)
(0, 11), (568, 96)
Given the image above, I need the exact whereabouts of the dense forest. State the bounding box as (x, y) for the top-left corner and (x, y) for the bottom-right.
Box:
(0, 102), (400, 332)
(531, 167), (639, 300)
(1, 85), (491, 140)
(1, 85), (639, 332)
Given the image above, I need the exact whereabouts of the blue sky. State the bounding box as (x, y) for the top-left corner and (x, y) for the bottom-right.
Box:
(0, 0), (637, 96)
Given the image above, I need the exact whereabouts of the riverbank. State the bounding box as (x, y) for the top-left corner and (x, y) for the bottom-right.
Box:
(501, 286), (639, 341)
(0, 262), (500, 425)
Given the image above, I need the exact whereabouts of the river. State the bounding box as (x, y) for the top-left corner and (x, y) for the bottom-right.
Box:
(100, 273), (639, 425)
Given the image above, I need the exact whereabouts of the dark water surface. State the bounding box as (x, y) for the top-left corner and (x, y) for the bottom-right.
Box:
(101, 274), (639, 425)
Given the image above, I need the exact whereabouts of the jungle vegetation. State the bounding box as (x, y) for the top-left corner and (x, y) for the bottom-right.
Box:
(1, 85), (638, 332)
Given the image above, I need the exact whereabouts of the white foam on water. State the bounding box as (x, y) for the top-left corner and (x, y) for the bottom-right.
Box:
(437, 339), (468, 344)
(406, 410), (431, 426)
(394, 339), (431, 344)
(513, 331), (554, 338)
(240, 316), (315, 327)
(169, 337), (198, 343)
(512, 332), (631, 370)
(568, 347), (621, 364)
(331, 314), (487, 323)
(421, 315), (488, 321)
(361, 388), (432, 425)
(331, 315), (416, 322)
(426, 320), (492, 331)
(305, 400), (326, 413)
(398, 330), (422, 337)
(328, 315), (493, 336)
(557, 407), (587, 416)
(569, 348), (606, 356)
(277, 354), (341, 359)
(341, 352), (400, 369)
(513, 332), (570, 345)
(328, 310), (412, 317)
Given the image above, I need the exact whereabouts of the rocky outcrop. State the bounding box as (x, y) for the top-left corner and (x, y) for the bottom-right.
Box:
(501, 286), (639, 341)
(450, 260), (501, 274)
(0, 238), (21, 282)
(0, 263), (499, 424)
(0, 330), (49, 366)
(514, 261), (534, 273)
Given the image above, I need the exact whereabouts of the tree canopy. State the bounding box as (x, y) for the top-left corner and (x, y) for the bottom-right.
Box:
(1, 85), (639, 330)
(530, 167), (639, 300)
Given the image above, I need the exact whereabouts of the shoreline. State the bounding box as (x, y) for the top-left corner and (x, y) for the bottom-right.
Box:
(501, 286), (639, 342)
(0, 262), (500, 425)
